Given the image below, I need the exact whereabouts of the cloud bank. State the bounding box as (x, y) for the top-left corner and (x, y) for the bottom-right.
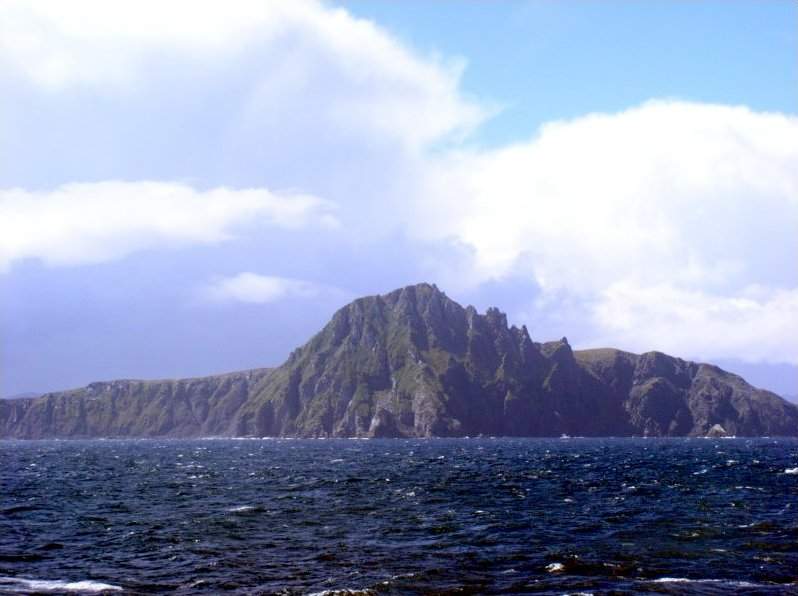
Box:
(0, 0), (484, 150)
(0, 182), (336, 270)
(420, 101), (798, 364)
(593, 283), (798, 364)
(424, 102), (797, 290)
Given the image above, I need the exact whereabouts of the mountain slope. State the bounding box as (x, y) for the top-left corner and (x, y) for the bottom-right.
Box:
(2, 284), (796, 438)
(0, 370), (271, 439)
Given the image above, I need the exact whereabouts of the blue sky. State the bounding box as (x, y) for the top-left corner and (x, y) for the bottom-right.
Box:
(341, 1), (798, 145)
(1, 0), (796, 397)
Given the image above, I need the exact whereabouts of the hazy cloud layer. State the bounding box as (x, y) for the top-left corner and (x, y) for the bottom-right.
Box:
(594, 283), (798, 364)
(201, 273), (344, 305)
(0, 0), (484, 241)
(3, 0), (484, 139)
(0, 182), (336, 271)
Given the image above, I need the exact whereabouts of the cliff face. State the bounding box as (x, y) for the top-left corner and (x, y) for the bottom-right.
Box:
(573, 349), (797, 437)
(0, 370), (271, 439)
(2, 284), (796, 438)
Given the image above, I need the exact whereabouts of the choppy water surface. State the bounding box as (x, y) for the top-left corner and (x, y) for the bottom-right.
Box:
(1, 438), (797, 595)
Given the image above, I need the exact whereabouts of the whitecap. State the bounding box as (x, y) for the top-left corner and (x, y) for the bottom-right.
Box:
(650, 577), (761, 587)
(306, 590), (374, 596)
(226, 505), (256, 513)
(0, 576), (122, 593)
(784, 467), (798, 475)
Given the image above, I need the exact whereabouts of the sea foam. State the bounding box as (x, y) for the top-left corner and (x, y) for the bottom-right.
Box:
(0, 576), (122, 593)
(226, 505), (257, 513)
(651, 577), (761, 587)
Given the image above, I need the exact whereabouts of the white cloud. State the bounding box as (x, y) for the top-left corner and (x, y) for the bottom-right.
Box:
(416, 101), (798, 364)
(422, 101), (798, 292)
(592, 283), (798, 365)
(0, 1), (291, 88)
(201, 273), (337, 304)
(0, 0), (484, 149)
(0, 181), (337, 271)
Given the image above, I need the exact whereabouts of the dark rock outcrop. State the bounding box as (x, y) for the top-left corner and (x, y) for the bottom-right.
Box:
(2, 284), (796, 438)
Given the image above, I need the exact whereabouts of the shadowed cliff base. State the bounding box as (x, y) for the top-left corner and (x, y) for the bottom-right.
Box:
(2, 283), (797, 438)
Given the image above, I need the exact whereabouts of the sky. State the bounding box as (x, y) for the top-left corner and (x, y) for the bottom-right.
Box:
(1, 0), (796, 398)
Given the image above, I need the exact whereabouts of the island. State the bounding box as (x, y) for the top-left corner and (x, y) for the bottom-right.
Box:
(2, 283), (796, 438)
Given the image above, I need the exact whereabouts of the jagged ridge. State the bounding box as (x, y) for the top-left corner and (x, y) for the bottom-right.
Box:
(2, 284), (796, 438)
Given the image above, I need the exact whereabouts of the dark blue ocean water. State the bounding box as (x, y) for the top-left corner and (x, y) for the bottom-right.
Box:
(1, 438), (796, 595)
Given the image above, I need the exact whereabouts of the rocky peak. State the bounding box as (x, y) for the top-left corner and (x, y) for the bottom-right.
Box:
(484, 306), (508, 329)
(540, 337), (573, 361)
(382, 283), (445, 310)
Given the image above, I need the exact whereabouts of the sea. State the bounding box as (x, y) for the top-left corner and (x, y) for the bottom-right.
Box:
(1, 438), (796, 595)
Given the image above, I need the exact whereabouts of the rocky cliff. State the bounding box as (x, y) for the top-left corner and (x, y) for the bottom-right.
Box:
(2, 284), (796, 438)
(0, 370), (271, 439)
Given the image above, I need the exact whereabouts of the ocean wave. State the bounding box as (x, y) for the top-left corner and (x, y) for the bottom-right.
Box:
(306, 589), (376, 596)
(0, 576), (122, 593)
(650, 577), (763, 587)
(225, 504), (258, 513)
(3, 438), (797, 592)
